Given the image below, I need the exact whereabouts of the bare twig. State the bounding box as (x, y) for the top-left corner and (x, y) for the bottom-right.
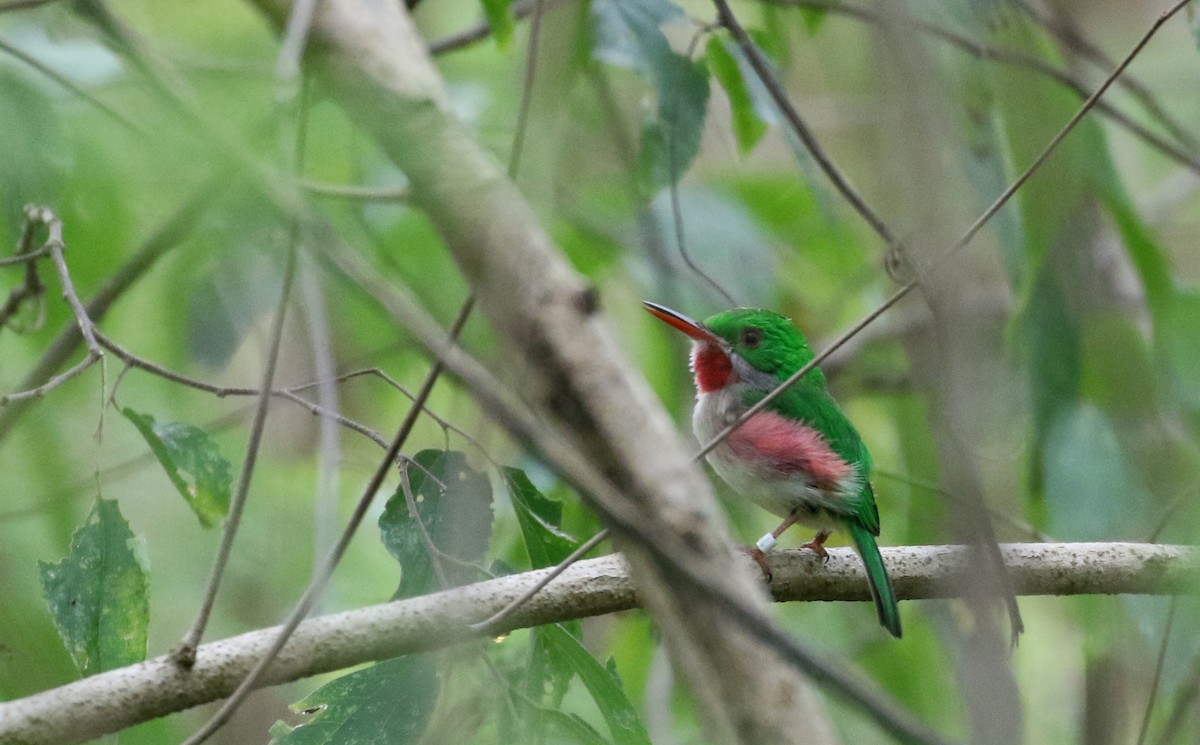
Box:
(711, 0), (899, 247)
(669, 24), (738, 306)
(300, 179), (411, 201)
(1137, 597), (1178, 745)
(178, 297), (475, 745)
(1, 542), (1195, 745)
(1017, 0), (1200, 154)
(759, 0), (1200, 175)
(0, 39), (144, 133)
(171, 246), (299, 667)
(0, 207), (106, 404)
(698, 0), (1193, 464)
(0, 216), (47, 330)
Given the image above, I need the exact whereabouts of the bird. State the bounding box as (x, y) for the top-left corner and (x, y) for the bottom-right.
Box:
(644, 301), (901, 638)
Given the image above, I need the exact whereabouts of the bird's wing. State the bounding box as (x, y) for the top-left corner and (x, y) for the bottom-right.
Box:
(747, 384), (882, 534)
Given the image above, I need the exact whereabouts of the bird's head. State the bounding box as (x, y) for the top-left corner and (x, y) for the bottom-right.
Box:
(644, 302), (815, 393)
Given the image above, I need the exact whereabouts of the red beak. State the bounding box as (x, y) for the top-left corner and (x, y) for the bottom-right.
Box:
(643, 301), (723, 345)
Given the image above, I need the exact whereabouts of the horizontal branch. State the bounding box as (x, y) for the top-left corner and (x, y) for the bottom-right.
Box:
(1, 542), (1195, 745)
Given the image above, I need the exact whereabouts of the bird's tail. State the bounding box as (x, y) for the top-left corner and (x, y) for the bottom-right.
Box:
(849, 522), (902, 638)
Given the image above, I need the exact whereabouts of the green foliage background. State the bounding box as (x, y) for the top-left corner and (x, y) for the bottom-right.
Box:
(1, 0), (1199, 743)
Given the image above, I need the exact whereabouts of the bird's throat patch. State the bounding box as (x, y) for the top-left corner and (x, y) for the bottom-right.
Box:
(691, 344), (734, 392)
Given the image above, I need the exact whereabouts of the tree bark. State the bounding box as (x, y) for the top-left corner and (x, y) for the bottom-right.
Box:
(0, 542), (1194, 745)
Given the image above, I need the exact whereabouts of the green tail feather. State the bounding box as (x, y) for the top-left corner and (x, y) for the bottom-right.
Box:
(848, 522), (902, 638)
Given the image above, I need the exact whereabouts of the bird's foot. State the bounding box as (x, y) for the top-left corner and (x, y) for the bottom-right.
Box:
(738, 545), (774, 582)
(800, 538), (830, 565)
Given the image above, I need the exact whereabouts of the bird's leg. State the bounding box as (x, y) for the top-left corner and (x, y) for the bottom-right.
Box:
(745, 509), (807, 582)
(800, 531), (831, 564)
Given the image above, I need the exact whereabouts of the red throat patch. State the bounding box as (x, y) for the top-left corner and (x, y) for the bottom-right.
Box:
(691, 344), (734, 392)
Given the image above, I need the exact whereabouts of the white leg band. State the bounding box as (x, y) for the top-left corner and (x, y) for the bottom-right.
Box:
(755, 533), (778, 553)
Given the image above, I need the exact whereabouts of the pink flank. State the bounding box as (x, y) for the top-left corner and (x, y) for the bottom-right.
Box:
(727, 409), (852, 488)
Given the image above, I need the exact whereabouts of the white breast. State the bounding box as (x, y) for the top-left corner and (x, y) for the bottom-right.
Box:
(692, 387), (853, 532)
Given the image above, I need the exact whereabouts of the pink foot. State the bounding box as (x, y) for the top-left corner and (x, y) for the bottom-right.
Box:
(800, 536), (830, 564)
(739, 545), (774, 582)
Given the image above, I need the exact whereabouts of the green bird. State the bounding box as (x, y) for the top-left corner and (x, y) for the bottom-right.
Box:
(645, 301), (901, 638)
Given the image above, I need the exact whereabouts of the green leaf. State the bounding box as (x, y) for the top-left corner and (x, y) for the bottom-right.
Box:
(481, 0), (514, 50)
(705, 37), (767, 154)
(538, 709), (613, 745)
(1042, 403), (1146, 540)
(1158, 290), (1200, 412)
(540, 624), (651, 745)
(1104, 193), (1173, 316)
(590, 0), (709, 195)
(38, 499), (149, 677)
(269, 655), (438, 745)
(504, 467), (578, 569)
(379, 449), (493, 599)
(121, 408), (231, 528)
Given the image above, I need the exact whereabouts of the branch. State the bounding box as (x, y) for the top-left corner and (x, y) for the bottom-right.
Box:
(0, 542), (1194, 745)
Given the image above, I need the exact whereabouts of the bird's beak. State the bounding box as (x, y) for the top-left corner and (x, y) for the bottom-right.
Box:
(643, 301), (723, 346)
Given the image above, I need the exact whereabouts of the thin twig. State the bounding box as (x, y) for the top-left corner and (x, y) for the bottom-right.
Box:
(699, 0), (1192, 464)
(0, 172), (222, 441)
(300, 179), (411, 201)
(482, 0), (1193, 639)
(320, 275), (961, 745)
(0, 39), (144, 134)
(469, 528), (609, 630)
(0, 217), (47, 330)
(1137, 597), (1178, 745)
(178, 296), (476, 745)
(759, 0), (1200, 175)
(507, 0), (546, 179)
(669, 24), (738, 306)
(1017, 0), (1200, 154)
(711, 0), (898, 247)
(171, 245), (300, 667)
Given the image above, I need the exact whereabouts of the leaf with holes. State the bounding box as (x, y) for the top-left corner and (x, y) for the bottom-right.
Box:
(269, 655), (438, 745)
(121, 408), (231, 528)
(379, 449), (493, 599)
(39, 499), (149, 677)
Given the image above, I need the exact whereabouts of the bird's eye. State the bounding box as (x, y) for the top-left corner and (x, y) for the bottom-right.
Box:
(741, 327), (763, 348)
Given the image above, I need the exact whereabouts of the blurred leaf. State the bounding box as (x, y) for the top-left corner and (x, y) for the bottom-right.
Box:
(1104, 193), (1172, 315)
(0, 68), (62, 247)
(379, 449), (493, 599)
(590, 0), (709, 195)
(705, 37), (767, 154)
(642, 187), (777, 309)
(504, 466), (578, 569)
(1158, 290), (1200, 412)
(538, 709), (612, 745)
(269, 655), (438, 745)
(38, 499), (148, 677)
(187, 250), (285, 369)
(481, 0), (515, 50)
(1080, 313), (1157, 415)
(540, 624), (651, 745)
(503, 466), (582, 709)
(797, 7), (827, 34)
(121, 408), (231, 528)
(1042, 403), (1145, 540)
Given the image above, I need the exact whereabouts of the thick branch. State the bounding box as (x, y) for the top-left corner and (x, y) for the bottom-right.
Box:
(0, 543), (1195, 745)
